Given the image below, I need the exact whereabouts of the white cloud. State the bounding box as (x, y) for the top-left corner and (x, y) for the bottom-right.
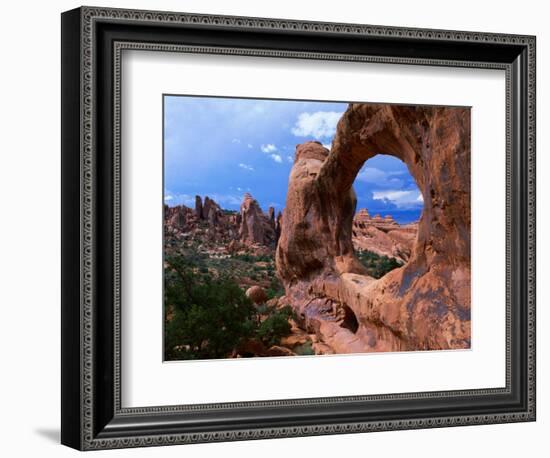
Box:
(238, 163), (254, 171)
(356, 167), (405, 189)
(209, 194), (242, 206)
(163, 191), (195, 207)
(165, 191), (242, 208)
(261, 143), (277, 153)
(247, 143), (253, 149)
(291, 111), (344, 139)
(356, 167), (388, 183)
(164, 189), (193, 205)
(231, 138), (241, 144)
(286, 155), (294, 163)
(253, 104), (266, 114)
(270, 154), (283, 163)
(372, 190), (424, 208)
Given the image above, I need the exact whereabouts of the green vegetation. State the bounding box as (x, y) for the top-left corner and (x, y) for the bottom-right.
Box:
(232, 253), (273, 263)
(355, 250), (403, 279)
(164, 255), (256, 360)
(293, 341), (315, 356)
(165, 240), (283, 293)
(256, 305), (294, 347)
(266, 276), (285, 300)
(164, 255), (292, 360)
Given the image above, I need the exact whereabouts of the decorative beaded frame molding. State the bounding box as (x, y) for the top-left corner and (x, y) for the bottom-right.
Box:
(62, 5), (536, 451)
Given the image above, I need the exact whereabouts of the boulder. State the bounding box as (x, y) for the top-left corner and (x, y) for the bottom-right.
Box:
(245, 285), (268, 304)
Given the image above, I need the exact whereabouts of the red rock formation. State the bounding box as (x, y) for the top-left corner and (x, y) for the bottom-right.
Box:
(194, 195), (203, 219)
(276, 103), (471, 353)
(275, 211), (283, 243)
(352, 208), (418, 263)
(202, 196), (222, 225)
(165, 193), (279, 257)
(164, 204), (194, 233)
(239, 193), (276, 248)
(245, 285), (268, 304)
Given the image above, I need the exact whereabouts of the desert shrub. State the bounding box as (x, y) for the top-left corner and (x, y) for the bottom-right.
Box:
(265, 276), (285, 300)
(255, 254), (272, 263)
(234, 253), (253, 263)
(256, 305), (294, 347)
(355, 250), (402, 279)
(164, 255), (256, 360)
(234, 253), (273, 264)
(164, 255), (297, 360)
(255, 303), (268, 314)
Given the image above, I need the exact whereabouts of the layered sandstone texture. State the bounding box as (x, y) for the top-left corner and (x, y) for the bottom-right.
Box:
(352, 209), (418, 264)
(276, 103), (471, 353)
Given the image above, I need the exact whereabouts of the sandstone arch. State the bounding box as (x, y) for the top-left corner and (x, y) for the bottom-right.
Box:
(276, 103), (471, 353)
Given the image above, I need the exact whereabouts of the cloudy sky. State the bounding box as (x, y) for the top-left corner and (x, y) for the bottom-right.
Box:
(164, 96), (423, 224)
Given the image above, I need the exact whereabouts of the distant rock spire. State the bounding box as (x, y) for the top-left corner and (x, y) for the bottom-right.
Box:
(195, 195), (203, 219)
(239, 193), (276, 247)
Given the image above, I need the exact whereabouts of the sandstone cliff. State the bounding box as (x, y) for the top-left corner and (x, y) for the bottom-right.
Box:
(276, 103), (471, 353)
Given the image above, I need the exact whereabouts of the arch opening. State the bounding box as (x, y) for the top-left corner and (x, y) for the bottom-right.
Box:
(351, 154), (422, 277)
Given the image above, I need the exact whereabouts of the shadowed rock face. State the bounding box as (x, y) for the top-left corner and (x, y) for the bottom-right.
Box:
(276, 103), (471, 352)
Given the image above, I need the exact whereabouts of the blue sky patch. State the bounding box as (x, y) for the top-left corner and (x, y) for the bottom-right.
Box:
(164, 95), (423, 224)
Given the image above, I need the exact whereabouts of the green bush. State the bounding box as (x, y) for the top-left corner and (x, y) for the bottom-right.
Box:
(355, 250), (402, 279)
(164, 256), (256, 360)
(164, 256), (294, 360)
(266, 276), (285, 300)
(256, 306), (294, 347)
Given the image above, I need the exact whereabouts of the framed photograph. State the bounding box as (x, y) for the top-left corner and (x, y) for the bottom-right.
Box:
(61, 6), (536, 450)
